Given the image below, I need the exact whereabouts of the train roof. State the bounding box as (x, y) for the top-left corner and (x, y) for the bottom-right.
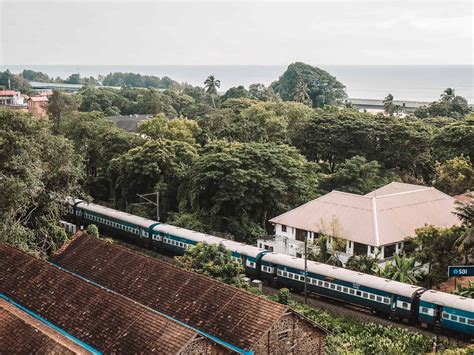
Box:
(262, 253), (423, 298)
(77, 201), (157, 228)
(420, 289), (474, 313)
(154, 223), (225, 245)
(220, 240), (266, 258)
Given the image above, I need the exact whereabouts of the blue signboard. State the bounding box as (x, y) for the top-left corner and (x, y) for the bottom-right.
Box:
(448, 265), (474, 277)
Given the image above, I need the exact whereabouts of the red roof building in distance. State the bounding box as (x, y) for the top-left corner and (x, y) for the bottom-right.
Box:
(0, 245), (234, 354)
(50, 234), (327, 354)
(27, 96), (49, 119)
(0, 90), (18, 96)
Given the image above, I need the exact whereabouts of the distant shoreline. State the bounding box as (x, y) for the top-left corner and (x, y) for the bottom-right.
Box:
(2, 64), (473, 103)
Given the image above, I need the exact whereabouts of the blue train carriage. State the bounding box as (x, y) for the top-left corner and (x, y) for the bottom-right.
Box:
(419, 290), (474, 336)
(261, 253), (423, 320)
(74, 201), (159, 245)
(154, 224), (224, 255)
(221, 240), (267, 278)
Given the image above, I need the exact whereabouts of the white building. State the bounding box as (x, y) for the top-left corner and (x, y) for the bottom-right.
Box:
(258, 182), (462, 265)
(0, 90), (26, 107)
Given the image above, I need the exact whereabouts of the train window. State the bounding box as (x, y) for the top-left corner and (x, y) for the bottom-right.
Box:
(336, 285), (341, 291)
(343, 287), (348, 293)
(451, 315), (458, 321)
(363, 292), (368, 298)
(349, 289), (355, 295)
(356, 291), (362, 297)
(468, 319), (474, 325)
(442, 313), (448, 319)
(324, 282), (329, 288)
(283, 272), (288, 277)
(384, 299), (390, 304)
(459, 317), (466, 323)
(421, 307), (428, 314)
(376, 296), (382, 302)
(369, 294), (375, 300)
(299, 275), (304, 281)
(402, 302), (408, 309)
(330, 284), (335, 290)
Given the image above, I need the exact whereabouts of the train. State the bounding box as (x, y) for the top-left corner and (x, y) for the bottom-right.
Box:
(66, 199), (473, 337)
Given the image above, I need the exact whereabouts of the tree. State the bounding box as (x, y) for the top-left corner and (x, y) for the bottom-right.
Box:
(293, 80), (310, 105)
(277, 288), (291, 305)
(47, 90), (79, 134)
(346, 254), (380, 274)
(137, 114), (201, 145)
(414, 88), (471, 119)
(136, 89), (177, 116)
(0, 70), (33, 94)
(322, 156), (398, 195)
(453, 195), (474, 264)
(64, 73), (81, 84)
(180, 141), (318, 242)
(434, 156), (473, 196)
(175, 242), (246, 287)
(221, 85), (248, 102)
(86, 224), (99, 238)
(375, 254), (422, 284)
(204, 75), (221, 109)
(432, 118), (474, 162)
(0, 109), (82, 256)
(271, 62), (347, 107)
(108, 138), (197, 217)
(410, 225), (464, 287)
(383, 94), (394, 115)
(248, 83), (280, 102)
(453, 280), (474, 298)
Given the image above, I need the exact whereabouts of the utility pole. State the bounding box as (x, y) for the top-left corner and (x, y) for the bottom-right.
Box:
(134, 191), (160, 221)
(304, 233), (308, 304)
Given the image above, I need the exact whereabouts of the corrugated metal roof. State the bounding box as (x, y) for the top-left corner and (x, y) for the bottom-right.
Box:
(50, 234), (290, 352)
(269, 183), (461, 246)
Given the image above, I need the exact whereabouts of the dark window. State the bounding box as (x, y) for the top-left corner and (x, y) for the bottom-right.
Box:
(295, 229), (306, 242)
(468, 319), (474, 325)
(459, 317), (466, 323)
(384, 244), (396, 258)
(451, 315), (458, 321)
(356, 291), (362, 296)
(442, 313), (449, 319)
(353, 242), (367, 256)
(277, 331), (289, 342)
(370, 246), (376, 254)
(281, 225), (287, 232)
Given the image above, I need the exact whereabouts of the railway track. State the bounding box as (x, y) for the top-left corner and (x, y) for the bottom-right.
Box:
(110, 237), (469, 343)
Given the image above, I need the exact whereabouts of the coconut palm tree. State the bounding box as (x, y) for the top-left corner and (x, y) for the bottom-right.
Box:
(293, 80), (310, 105)
(204, 75), (221, 109)
(441, 88), (455, 101)
(376, 254), (422, 284)
(454, 194), (474, 264)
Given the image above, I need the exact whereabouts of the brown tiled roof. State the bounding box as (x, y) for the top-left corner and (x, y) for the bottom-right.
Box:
(29, 96), (49, 102)
(1, 298), (89, 354)
(0, 245), (210, 354)
(50, 234), (289, 351)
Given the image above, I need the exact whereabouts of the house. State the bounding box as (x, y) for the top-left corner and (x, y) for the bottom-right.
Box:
(27, 96), (48, 119)
(0, 245), (233, 354)
(50, 234), (328, 354)
(259, 182), (462, 265)
(0, 90), (27, 108)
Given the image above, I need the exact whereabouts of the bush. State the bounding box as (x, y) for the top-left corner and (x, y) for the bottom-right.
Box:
(277, 288), (291, 305)
(86, 224), (99, 238)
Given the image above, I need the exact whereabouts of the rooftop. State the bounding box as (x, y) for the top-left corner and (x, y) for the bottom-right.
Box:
(0, 245), (225, 354)
(50, 234), (290, 352)
(0, 90), (18, 96)
(269, 182), (462, 246)
(28, 96), (49, 102)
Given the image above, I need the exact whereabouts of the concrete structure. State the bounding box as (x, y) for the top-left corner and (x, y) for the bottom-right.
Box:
(0, 90), (26, 108)
(27, 96), (48, 119)
(51, 234), (328, 354)
(259, 182), (462, 265)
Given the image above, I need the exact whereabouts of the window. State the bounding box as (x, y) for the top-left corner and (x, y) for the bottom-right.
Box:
(277, 330), (289, 342)
(402, 302), (408, 309)
(318, 280), (323, 286)
(324, 282), (329, 288)
(468, 319), (474, 325)
(384, 244), (396, 258)
(459, 317), (466, 323)
(356, 291), (362, 297)
(281, 225), (287, 233)
(442, 313), (449, 319)
(421, 307), (428, 314)
(336, 286), (342, 291)
(259, 243), (263, 248)
(343, 287), (348, 293)
(283, 272), (288, 277)
(369, 294), (375, 300)
(353, 242), (368, 256)
(370, 246), (376, 254)
(349, 289), (355, 295)
(295, 229), (306, 242)
(330, 284), (336, 290)
(384, 299), (390, 304)
(363, 292), (368, 298)
(376, 296), (382, 302)
(451, 315), (458, 321)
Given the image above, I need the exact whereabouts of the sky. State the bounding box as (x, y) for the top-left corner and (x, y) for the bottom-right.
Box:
(0, 0), (472, 65)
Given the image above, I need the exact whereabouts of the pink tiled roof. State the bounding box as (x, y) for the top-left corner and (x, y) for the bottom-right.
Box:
(0, 90), (17, 96)
(29, 96), (49, 102)
(269, 182), (462, 246)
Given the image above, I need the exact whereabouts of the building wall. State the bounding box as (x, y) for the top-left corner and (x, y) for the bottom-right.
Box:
(28, 100), (48, 119)
(252, 312), (325, 355)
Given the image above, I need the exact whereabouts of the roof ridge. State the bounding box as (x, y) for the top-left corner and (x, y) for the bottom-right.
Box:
(371, 197), (380, 246)
(375, 187), (434, 199)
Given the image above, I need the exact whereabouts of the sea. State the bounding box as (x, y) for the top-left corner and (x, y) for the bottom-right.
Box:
(1, 65), (473, 103)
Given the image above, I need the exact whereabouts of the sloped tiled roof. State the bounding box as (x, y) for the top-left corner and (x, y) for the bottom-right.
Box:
(269, 182), (461, 246)
(28, 96), (49, 102)
(0, 90), (18, 96)
(0, 245), (213, 354)
(50, 234), (289, 352)
(1, 298), (89, 354)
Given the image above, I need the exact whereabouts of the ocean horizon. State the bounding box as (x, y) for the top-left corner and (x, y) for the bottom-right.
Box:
(2, 64), (473, 103)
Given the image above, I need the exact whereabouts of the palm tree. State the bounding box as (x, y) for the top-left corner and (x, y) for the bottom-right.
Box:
(454, 194), (474, 264)
(346, 254), (380, 275)
(383, 94), (394, 115)
(293, 80), (310, 105)
(376, 254), (422, 284)
(204, 75), (221, 109)
(441, 88), (455, 101)
(454, 280), (474, 298)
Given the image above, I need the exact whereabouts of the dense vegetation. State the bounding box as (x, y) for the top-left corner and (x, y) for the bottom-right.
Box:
(1, 63), (472, 279)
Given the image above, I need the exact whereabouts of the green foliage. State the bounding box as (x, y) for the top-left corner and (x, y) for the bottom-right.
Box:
(346, 254), (379, 275)
(434, 156), (473, 196)
(21, 69), (52, 82)
(375, 254), (422, 284)
(47, 90), (79, 134)
(248, 83), (280, 102)
(322, 156), (398, 194)
(102, 72), (179, 89)
(166, 212), (208, 233)
(410, 225), (464, 287)
(414, 88), (471, 119)
(137, 114), (201, 145)
(204, 75), (221, 109)
(276, 288), (291, 305)
(0, 109), (82, 256)
(86, 224), (99, 238)
(0, 70), (33, 94)
(432, 117), (474, 162)
(271, 62), (347, 107)
(175, 242), (246, 287)
(453, 280), (474, 298)
(180, 141), (318, 242)
(453, 195), (474, 264)
(291, 302), (436, 354)
(221, 85), (248, 102)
